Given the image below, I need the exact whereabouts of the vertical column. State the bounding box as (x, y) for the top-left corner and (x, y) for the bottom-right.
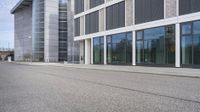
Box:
(85, 39), (91, 64)
(176, 23), (181, 67)
(91, 38), (93, 64)
(132, 31), (136, 66)
(104, 36), (107, 65)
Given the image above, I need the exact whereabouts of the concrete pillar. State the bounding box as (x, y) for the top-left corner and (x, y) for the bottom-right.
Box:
(132, 31), (136, 66)
(104, 36), (107, 65)
(175, 23), (181, 67)
(85, 39), (91, 64)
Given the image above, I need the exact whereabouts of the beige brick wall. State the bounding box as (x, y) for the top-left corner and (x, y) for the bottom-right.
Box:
(165, 0), (177, 18)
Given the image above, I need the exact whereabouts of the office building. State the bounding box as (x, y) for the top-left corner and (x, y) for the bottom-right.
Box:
(11, 0), (79, 62)
(74, 0), (200, 67)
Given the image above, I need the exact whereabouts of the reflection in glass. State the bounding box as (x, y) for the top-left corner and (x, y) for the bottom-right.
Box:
(193, 35), (200, 65)
(93, 37), (104, 64)
(106, 32), (132, 65)
(181, 36), (193, 64)
(136, 25), (175, 65)
(181, 21), (200, 66)
(181, 23), (192, 35)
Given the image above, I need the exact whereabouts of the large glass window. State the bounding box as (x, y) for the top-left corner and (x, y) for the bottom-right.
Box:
(106, 1), (125, 30)
(181, 21), (200, 65)
(107, 32), (132, 65)
(85, 11), (99, 34)
(135, 0), (164, 24)
(93, 36), (104, 64)
(136, 25), (175, 65)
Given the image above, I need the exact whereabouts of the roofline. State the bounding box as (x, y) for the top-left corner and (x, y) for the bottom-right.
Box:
(11, 0), (32, 14)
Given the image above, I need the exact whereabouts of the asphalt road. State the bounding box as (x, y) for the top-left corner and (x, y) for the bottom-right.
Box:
(0, 62), (200, 112)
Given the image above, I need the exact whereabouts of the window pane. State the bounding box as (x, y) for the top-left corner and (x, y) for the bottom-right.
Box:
(93, 37), (104, 64)
(182, 23), (192, 35)
(143, 27), (165, 64)
(136, 41), (143, 63)
(107, 32), (132, 65)
(136, 31), (143, 40)
(193, 21), (200, 34)
(181, 35), (193, 64)
(126, 33), (132, 64)
(165, 26), (175, 64)
(193, 34), (200, 65)
(107, 44), (112, 64)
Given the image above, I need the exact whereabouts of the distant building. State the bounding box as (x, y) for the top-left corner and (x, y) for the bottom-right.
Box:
(11, 0), (79, 63)
(0, 51), (14, 61)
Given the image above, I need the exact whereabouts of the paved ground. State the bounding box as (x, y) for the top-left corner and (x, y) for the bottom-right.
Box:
(16, 62), (200, 78)
(0, 62), (200, 112)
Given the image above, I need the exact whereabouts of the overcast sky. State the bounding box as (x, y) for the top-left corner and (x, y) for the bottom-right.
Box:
(0, 0), (19, 49)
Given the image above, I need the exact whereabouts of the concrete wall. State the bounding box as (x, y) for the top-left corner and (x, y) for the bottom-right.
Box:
(44, 0), (59, 62)
(80, 16), (84, 36)
(14, 5), (32, 61)
(126, 0), (133, 26)
(165, 0), (177, 18)
(99, 8), (105, 31)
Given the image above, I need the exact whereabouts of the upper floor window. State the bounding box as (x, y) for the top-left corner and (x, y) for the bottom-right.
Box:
(75, 0), (84, 14)
(106, 1), (125, 30)
(179, 0), (200, 15)
(90, 0), (104, 8)
(135, 0), (164, 24)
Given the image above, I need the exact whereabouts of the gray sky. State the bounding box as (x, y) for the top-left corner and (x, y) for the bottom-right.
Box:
(0, 0), (19, 49)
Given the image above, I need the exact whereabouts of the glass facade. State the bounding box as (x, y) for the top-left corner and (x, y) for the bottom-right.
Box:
(181, 21), (200, 65)
(59, 0), (68, 61)
(136, 25), (175, 65)
(107, 32), (132, 65)
(32, 0), (45, 61)
(93, 36), (104, 64)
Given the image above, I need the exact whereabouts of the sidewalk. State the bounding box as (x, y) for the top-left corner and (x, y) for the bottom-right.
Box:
(13, 62), (200, 78)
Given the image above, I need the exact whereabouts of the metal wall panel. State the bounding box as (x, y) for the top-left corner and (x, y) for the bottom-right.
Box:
(135, 0), (164, 24)
(85, 11), (99, 34)
(179, 0), (200, 15)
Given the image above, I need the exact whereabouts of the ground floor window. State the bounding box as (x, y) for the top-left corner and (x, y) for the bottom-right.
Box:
(136, 25), (175, 65)
(107, 32), (132, 65)
(181, 21), (200, 65)
(93, 36), (104, 64)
